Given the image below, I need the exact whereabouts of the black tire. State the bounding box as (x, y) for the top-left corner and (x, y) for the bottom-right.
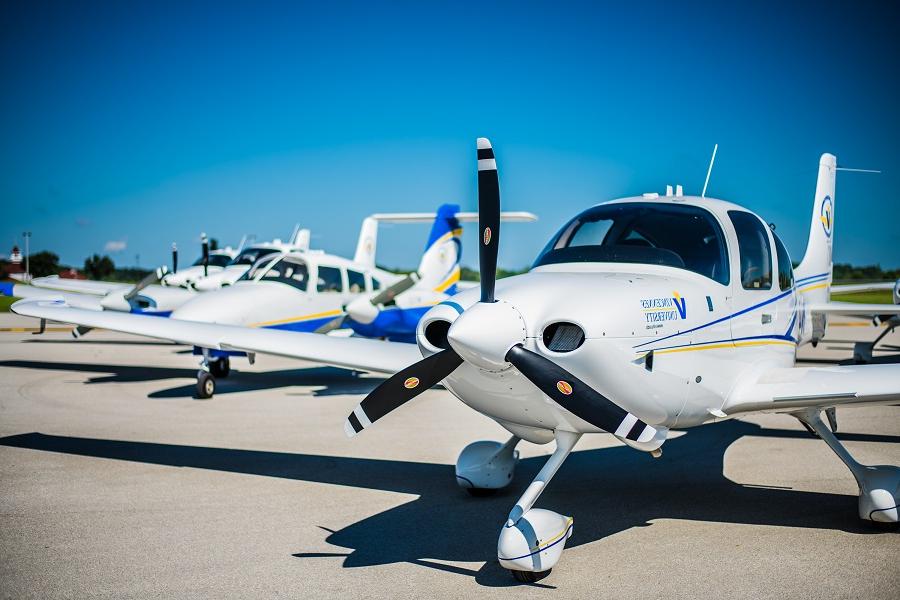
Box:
(210, 357), (230, 378)
(196, 371), (216, 399)
(869, 519), (899, 531)
(511, 569), (551, 583)
(466, 487), (497, 497)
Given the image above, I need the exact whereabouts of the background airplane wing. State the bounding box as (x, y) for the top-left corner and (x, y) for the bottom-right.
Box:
(29, 275), (132, 296)
(830, 282), (895, 294)
(10, 299), (420, 374)
(1, 283), (103, 310)
(724, 364), (900, 415)
(807, 301), (900, 316)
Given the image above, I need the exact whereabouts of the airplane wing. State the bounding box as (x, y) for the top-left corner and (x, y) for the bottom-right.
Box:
(724, 364), (900, 415)
(28, 275), (131, 296)
(831, 282), (895, 295)
(807, 301), (900, 317)
(0, 282), (103, 310)
(10, 299), (421, 374)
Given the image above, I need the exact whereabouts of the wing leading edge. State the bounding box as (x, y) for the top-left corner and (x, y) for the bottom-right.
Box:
(724, 364), (900, 415)
(11, 299), (421, 375)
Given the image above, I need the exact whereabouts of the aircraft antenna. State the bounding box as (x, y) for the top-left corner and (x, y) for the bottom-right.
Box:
(835, 167), (881, 173)
(701, 143), (718, 198)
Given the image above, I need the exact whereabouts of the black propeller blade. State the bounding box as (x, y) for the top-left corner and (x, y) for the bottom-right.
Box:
(477, 138), (500, 303)
(344, 348), (463, 437)
(506, 345), (655, 441)
(201, 233), (210, 277)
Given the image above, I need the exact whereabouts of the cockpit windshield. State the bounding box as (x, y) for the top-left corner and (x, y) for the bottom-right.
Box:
(534, 202), (729, 284)
(238, 253), (282, 282)
(242, 255), (310, 291)
(229, 247), (279, 266)
(191, 254), (231, 268)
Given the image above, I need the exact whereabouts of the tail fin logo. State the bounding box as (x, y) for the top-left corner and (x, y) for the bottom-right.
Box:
(820, 196), (833, 238)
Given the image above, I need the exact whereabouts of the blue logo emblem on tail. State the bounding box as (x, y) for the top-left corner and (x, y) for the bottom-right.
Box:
(820, 195), (833, 238)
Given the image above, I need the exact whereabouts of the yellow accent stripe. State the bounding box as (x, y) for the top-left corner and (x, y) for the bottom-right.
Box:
(433, 268), (461, 293)
(641, 339), (796, 357)
(798, 282), (827, 293)
(250, 309), (343, 328)
(527, 517), (574, 553)
(0, 327), (73, 333)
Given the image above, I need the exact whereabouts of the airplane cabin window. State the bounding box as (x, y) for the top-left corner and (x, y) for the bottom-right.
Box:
(230, 247), (279, 266)
(257, 256), (309, 291)
(317, 266), (344, 293)
(371, 277), (382, 291)
(772, 232), (794, 291)
(534, 202), (730, 285)
(729, 211), (773, 290)
(347, 270), (366, 293)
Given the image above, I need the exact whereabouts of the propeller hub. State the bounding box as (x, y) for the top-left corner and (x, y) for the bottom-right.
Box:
(345, 295), (379, 324)
(447, 300), (526, 371)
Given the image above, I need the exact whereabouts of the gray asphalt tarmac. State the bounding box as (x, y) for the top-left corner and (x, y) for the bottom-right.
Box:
(0, 313), (898, 599)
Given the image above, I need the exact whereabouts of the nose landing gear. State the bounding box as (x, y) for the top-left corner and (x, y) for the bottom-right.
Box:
(497, 429), (581, 582)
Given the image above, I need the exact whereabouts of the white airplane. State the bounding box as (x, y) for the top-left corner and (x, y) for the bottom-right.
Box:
(141, 203), (534, 397)
(160, 233), (240, 289)
(10, 139), (900, 583)
(187, 228), (311, 291)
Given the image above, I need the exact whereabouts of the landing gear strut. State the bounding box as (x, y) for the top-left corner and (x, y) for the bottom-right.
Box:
(498, 430), (581, 582)
(796, 408), (899, 526)
(195, 353), (230, 399)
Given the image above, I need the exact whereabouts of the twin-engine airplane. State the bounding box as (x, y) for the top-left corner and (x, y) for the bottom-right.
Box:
(11, 139), (900, 583)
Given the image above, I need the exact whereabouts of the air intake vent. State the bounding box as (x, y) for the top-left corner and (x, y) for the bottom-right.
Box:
(424, 319), (452, 349)
(543, 322), (585, 352)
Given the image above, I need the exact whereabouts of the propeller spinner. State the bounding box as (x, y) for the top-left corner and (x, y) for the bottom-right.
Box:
(344, 138), (664, 446)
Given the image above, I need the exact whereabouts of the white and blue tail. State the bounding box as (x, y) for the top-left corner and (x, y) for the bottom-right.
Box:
(415, 203), (462, 294)
(795, 153), (836, 304)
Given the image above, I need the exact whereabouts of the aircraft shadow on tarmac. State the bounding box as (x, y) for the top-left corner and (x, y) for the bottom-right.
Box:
(1, 421), (897, 587)
(0, 360), (384, 398)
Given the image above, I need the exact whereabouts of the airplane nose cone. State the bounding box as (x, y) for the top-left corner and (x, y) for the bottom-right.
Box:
(345, 295), (379, 325)
(447, 300), (526, 371)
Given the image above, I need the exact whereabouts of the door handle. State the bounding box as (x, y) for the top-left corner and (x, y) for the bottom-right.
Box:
(761, 314), (772, 324)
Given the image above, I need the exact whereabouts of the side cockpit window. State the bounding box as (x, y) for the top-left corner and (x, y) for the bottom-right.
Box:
(772, 232), (794, 291)
(729, 211), (772, 290)
(317, 266), (344, 293)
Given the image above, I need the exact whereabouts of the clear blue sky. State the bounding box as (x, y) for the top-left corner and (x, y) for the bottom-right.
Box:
(2, 0), (898, 271)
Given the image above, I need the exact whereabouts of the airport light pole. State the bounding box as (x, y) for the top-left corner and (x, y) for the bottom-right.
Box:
(22, 231), (31, 281)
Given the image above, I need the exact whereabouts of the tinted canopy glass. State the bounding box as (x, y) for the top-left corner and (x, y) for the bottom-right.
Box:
(230, 247), (280, 266)
(729, 211), (772, 290)
(193, 254), (232, 268)
(534, 202), (729, 284)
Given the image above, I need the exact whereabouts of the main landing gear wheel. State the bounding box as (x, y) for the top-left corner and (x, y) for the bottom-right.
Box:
(196, 370), (216, 399)
(510, 569), (551, 583)
(209, 356), (230, 378)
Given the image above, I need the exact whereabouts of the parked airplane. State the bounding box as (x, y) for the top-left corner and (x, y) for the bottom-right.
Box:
(160, 233), (240, 289)
(11, 140), (900, 583)
(142, 203), (534, 396)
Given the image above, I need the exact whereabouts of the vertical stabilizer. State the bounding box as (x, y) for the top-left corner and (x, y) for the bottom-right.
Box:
(795, 153), (836, 305)
(354, 217), (378, 269)
(416, 203), (462, 294)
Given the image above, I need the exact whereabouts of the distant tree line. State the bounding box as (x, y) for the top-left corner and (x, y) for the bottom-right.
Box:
(832, 263), (900, 283)
(0, 251), (152, 283)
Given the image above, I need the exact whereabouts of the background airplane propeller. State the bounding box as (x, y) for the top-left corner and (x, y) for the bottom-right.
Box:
(344, 138), (663, 445)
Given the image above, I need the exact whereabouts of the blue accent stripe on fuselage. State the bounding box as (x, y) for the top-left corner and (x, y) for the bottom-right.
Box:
(795, 272), (829, 285)
(262, 315), (337, 333)
(129, 309), (172, 317)
(633, 288), (795, 349)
